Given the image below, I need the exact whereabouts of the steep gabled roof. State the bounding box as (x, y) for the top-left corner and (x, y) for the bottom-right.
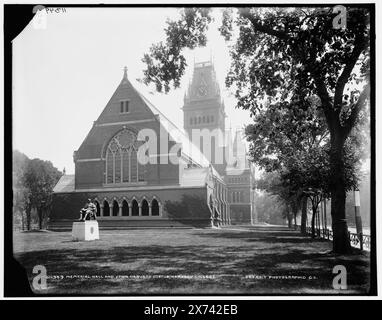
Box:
(137, 92), (211, 169)
(75, 68), (224, 182)
(95, 69), (156, 125)
(53, 175), (75, 193)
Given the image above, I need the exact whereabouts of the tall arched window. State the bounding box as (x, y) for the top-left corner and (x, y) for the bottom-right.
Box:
(130, 150), (138, 182)
(152, 199), (159, 216)
(105, 128), (145, 184)
(122, 150), (130, 182)
(132, 199), (139, 216)
(141, 199), (149, 216)
(122, 200), (129, 216)
(95, 201), (101, 217)
(103, 200), (110, 216)
(112, 200), (119, 216)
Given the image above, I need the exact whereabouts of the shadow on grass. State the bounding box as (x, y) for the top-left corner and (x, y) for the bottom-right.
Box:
(14, 238), (370, 295)
(196, 227), (325, 244)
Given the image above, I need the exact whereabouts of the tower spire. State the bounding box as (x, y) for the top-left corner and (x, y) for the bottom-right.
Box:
(123, 66), (128, 79)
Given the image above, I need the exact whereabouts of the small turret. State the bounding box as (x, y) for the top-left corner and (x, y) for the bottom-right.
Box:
(121, 66), (128, 84)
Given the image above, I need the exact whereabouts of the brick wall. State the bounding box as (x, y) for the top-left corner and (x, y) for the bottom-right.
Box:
(50, 186), (211, 228)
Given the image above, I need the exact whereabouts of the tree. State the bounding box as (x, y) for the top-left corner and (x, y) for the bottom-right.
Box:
(222, 7), (370, 253)
(289, 196), (300, 229)
(256, 171), (299, 228)
(13, 150), (30, 230)
(141, 7), (371, 253)
(300, 196), (308, 234)
(244, 95), (329, 236)
(245, 87), (365, 238)
(22, 158), (62, 229)
(253, 191), (287, 225)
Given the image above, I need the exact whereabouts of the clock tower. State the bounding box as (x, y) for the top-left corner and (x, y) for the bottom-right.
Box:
(183, 61), (226, 175)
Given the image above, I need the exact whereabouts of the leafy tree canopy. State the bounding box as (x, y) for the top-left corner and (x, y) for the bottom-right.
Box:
(22, 158), (62, 211)
(141, 6), (371, 253)
(13, 150), (62, 229)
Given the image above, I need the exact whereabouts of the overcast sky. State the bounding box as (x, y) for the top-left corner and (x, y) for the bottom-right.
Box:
(13, 7), (252, 174)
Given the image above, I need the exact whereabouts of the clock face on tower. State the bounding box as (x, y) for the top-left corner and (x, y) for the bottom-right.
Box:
(197, 85), (207, 97)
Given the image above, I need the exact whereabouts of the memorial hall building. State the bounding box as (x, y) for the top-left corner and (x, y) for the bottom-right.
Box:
(50, 61), (256, 230)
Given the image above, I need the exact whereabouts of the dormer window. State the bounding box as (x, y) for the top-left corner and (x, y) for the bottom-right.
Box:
(120, 100), (129, 113)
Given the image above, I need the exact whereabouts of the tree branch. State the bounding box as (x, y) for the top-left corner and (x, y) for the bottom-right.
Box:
(239, 9), (290, 40)
(311, 72), (337, 133)
(316, 131), (330, 146)
(343, 82), (370, 136)
(333, 37), (368, 109)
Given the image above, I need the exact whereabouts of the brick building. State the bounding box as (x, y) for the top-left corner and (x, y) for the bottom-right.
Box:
(50, 62), (256, 229)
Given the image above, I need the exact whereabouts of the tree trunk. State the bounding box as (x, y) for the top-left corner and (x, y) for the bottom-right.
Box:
(287, 212), (293, 228)
(21, 210), (25, 231)
(311, 209), (316, 238)
(316, 206), (321, 237)
(293, 211), (297, 229)
(38, 208), (43, 230)
(26, 208), (31, 231)
(330, 134), (352, 253)
(300, 197), (307, 234)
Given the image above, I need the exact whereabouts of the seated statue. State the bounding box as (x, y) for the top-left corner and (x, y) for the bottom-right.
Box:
(79, 199), (97, 221)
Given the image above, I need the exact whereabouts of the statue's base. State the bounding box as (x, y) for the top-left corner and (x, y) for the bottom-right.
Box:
(72, 220), (99, 241)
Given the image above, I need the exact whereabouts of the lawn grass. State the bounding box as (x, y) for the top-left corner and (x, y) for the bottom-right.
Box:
(13, 225), (371, 295)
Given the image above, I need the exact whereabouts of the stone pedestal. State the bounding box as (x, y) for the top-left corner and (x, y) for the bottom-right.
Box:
(72, 220), (99, 241)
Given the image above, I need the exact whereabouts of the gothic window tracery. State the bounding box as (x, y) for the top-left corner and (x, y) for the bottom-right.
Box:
(105, 128), (145, 184)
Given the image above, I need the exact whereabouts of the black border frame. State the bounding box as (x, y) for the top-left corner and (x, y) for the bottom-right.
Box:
(3, 3), (377, 298)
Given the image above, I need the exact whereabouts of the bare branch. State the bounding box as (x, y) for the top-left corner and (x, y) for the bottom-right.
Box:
(344, 82), (370, 136)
